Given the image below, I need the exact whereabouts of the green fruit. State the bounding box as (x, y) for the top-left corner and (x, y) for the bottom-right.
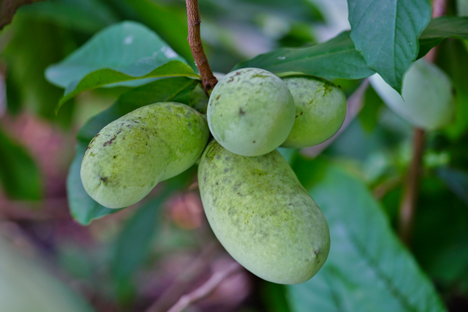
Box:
(81, 103), (209, 209)
(282, 76), (347, 148)
(207, 68), (295, 156)
(198, 141), (330, 284)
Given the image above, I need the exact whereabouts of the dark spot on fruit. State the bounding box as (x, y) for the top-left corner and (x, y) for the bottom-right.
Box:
(300, 111), (303, 115)
(252, 140), (256, 143)
(113, 155), (117, 159)
(216, 95), (220, 100)
(235, 71), (241, 76)
(224, 169), (229, 173)
(103, 130), (121, 147)
(239, 108), (246, 116)
(228, 77), (234, 83)
(216, 182), (219, 185)
(100, 176), (108, 183)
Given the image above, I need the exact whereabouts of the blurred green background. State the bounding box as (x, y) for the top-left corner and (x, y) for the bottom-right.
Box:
(0, 0), (467, 311)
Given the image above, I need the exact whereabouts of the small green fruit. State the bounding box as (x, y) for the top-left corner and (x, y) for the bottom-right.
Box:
(207, 68), (295, 156)
(81, 103), (209, 208)
(282, 76), (347, 148)
(199, 140), (330, 284)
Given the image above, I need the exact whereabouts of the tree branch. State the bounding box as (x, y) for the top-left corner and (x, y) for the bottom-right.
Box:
(167, 262), (242, 312)
(398, 0), (446, 246)
(185, 0), (218, 94)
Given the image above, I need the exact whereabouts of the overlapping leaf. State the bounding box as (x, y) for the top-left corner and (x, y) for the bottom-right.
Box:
(45, 21), (200, 112)
(348, 0), (431, 93)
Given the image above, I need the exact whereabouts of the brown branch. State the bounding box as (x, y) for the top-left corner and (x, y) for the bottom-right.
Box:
(398, 128), (425, 245)
(398, 0), (446, 245)
(167, 262), (242, 312)
(185, 0), (218, 94)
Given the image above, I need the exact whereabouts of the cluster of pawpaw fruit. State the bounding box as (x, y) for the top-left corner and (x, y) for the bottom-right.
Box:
(81, 68), (347, 284)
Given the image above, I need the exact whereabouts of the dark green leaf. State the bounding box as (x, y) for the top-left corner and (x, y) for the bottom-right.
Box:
(233, 31), (375, 80)
(0, 126), (42, 200)
(261, 282), (292, 312)
(67, 143), (121, 225)
(77, 77), (198, 143)
(436, 167), (468, 206)
(288, 157), (446, 312)
(419, 17), (468, 58)
(46, 21), (188, 88)
(348, 0), (431, 93)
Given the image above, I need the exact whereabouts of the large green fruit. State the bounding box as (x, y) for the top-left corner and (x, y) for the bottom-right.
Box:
(81, 103), (209, 208)
(207, 68), (295, 156)
(198, 141), (330, 284)
(282, 76), (347, 148)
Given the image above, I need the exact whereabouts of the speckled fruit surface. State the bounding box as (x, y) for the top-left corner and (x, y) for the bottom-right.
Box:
(282, 76), (347, 148)
(81, 103), (209, 208)
(207, 68), (295, 156)
(198, 140), (330, 284)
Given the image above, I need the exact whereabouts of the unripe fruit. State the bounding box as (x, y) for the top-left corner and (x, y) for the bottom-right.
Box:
(207, 68), (295, 156)
(282, 76), (347, 148)
(198, 140), (330, 284)
(81, 103), (209, 208)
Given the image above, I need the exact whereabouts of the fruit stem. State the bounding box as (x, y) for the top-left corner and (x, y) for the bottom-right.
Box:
(185, 0), (218, 94)
(397, 0), (446, 246)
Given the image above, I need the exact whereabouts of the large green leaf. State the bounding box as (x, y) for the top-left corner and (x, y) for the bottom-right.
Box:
(0, 127), (42, 201)
(68, 77), (197, 225)
(233, 31), (375, 80)
(45, 21), (200, 111)
(369, 59), (454, 130)
(348, 0), (431, 93)
(288, 157), (446, 312)
(419, 16), (468, 58)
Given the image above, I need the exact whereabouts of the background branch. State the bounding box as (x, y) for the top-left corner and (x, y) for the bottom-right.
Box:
(398, 0), (446, 245)
(185, 0), (218, 94)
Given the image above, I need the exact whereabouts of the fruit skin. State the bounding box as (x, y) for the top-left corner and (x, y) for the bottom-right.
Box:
(198, 140), (330, 284)
(81, 102), (209, 209)
(282, 76), (347, 148)
(207, 68), (295, 156)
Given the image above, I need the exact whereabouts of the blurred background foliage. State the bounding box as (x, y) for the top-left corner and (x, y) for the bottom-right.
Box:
(0, 0), (467, 311)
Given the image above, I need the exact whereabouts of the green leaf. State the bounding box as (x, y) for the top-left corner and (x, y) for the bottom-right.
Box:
(77, 77), (198, 143)
(68, 77), (197, 225)
(348, 0), (431, 93)
(288, 157), (446, 312)
(67, 143), (121, 226)
(56, 61), (199, 113)
(369, 59), (454, 131)
(0, 127), (42, 201)
(233, 31), (375, 80)
(436, 167), (468, 206)
(419, 17), (468, 58)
